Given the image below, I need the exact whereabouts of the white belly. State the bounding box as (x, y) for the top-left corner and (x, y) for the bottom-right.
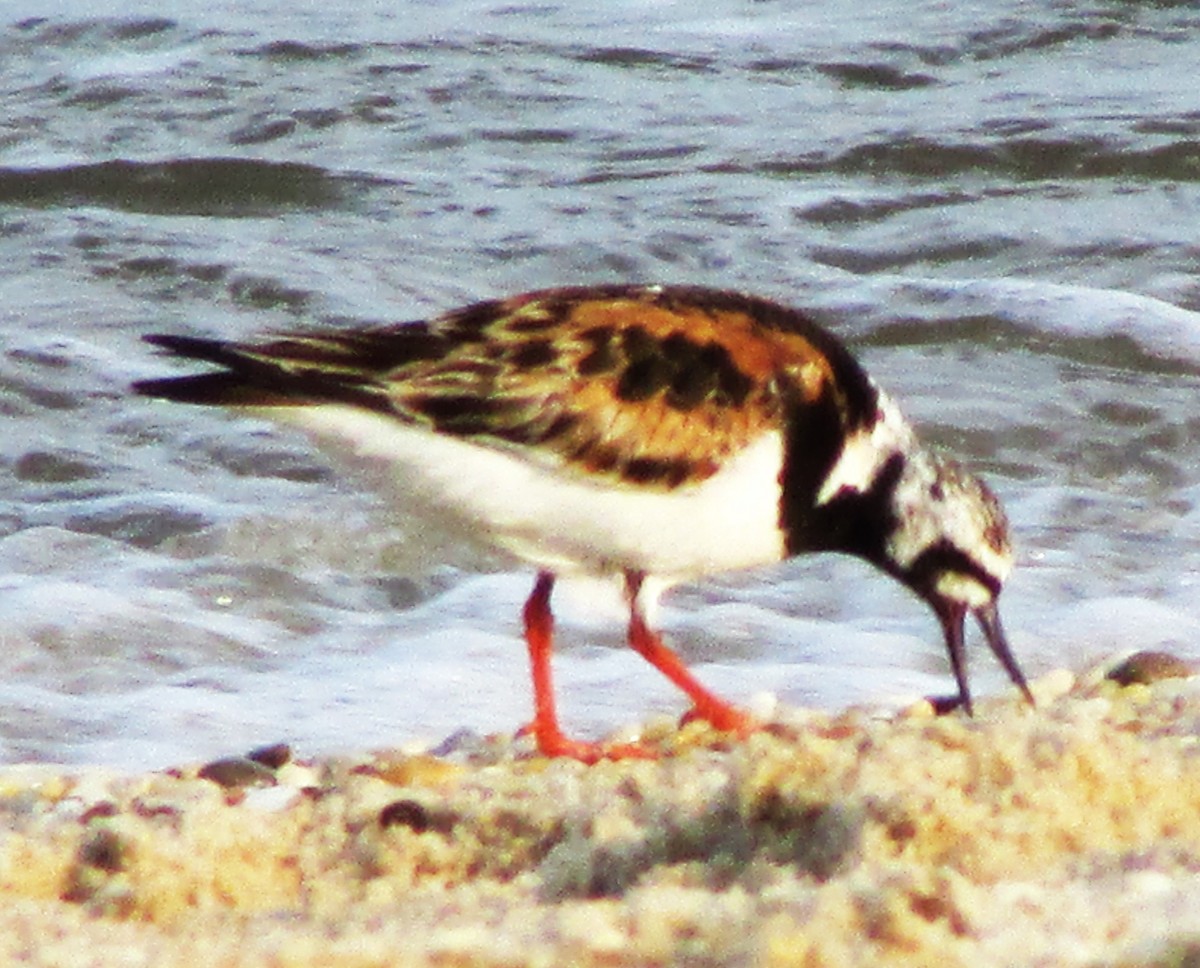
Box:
(257, 404), (787, 582)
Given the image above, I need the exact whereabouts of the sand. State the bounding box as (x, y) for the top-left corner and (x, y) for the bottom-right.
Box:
(3, 654), (1200, 967)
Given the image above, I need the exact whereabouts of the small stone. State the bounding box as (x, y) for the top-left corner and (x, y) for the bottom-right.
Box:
(428, 729), (511, 762)
(79, 801), (120, 824)
(369, 753), (464, 788)
(378, 798), (457, 835)
(77, 827), (125, 873)
(246, 743), (292, 770)
(131, 798), (181, 822)
(746, 691), (780, 721)
(1029, 667), (1075, 704)
(241, 785), (302, 814)
(197, 757), (278, 790)
(1107, 651), (1196, 687)
(275, 762), (321, 790)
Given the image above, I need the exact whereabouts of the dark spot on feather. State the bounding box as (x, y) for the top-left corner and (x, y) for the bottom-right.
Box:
(577, 327), (619, 375)
(616, 354), (674, 402)
(505, 312), (561, 333)
(712, 347), (754, 406)
(579, 443), (620, 475)
(379, 333), (452, 368)
(490, 410), (579, 448)
(584, 324), (759, 410)
(540, 411), (581, 442)
(620, 325), (655, 361)
(580, 325), (612, 344)
(258, 326), (455, 374)
(416, 394), (508, 432)
(660, 332), (701, 364)
(652, 286), (878, 426)
(508, 339), (558, 369)
(314, 328), (453, 372)
(613, 326), (686, 401)
(622, 456), (693, 488)
(663, 336), (719, 410)
(666, 365), (718, 410)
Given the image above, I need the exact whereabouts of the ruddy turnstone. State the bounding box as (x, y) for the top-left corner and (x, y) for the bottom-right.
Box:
(134, 283), (1033, 761)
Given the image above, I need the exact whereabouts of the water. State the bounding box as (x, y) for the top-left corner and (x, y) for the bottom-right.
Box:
(2, 0), (1199, 768)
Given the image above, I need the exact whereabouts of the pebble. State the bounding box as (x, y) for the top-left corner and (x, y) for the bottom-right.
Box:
(197, 757), (278, 790)
(1106, 651), (1196, 687)
(242, 784), (304, 814)
(378, 798), (457, 834)
(246, 743), (292, 769)
(1029, 667), (1075, 704)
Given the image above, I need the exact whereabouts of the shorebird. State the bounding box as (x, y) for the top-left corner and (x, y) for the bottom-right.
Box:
(135, 284), (1033, 761)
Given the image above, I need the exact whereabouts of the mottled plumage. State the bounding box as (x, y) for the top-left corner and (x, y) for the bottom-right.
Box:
(135, 283), (1032, 760)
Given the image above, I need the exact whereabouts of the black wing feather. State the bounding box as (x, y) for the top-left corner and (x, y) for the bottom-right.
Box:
(133, 333), (391, 410)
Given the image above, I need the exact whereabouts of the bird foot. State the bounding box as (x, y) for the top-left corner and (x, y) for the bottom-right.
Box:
(517, 722), (658, 763)
(680, 701), (758, 738)
(926, 693), (969, 716)
(517, 696), (757, 763)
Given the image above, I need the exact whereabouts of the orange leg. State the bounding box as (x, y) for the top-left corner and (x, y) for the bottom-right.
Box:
(522, 571), (652, 762)
(624, 572), (754, 736)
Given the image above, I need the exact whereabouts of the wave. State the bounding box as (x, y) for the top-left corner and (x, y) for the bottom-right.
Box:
(801, 273), (1200, 369)
(0, 158), (388, 216)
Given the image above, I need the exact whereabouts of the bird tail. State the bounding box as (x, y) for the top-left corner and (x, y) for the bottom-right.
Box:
(132, 334), (386, 409)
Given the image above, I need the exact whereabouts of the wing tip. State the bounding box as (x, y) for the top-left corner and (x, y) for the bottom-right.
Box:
(141, 333), (237, 364)
(132, 372), (254, 405)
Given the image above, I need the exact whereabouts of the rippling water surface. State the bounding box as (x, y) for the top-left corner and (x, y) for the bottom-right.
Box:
(2, 0), (1199, 767)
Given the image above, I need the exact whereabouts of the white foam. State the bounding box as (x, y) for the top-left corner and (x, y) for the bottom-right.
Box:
(808, 272), (1200, 365)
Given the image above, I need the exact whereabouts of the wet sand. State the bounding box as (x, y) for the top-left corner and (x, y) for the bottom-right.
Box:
(3, 656), (1199, 967)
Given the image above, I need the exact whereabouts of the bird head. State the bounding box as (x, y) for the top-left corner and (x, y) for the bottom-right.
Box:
(881, 448), (1033, 713)
(806, 386), (1033, 712)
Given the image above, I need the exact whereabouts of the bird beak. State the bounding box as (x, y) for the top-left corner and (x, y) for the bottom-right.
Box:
(936, 599), (1034, 715)
(975, 600), (1035, 708)
(937, 602), (974, 714)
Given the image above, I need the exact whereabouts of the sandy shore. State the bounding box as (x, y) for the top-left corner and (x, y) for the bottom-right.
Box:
(3, 655), (1200, 967)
